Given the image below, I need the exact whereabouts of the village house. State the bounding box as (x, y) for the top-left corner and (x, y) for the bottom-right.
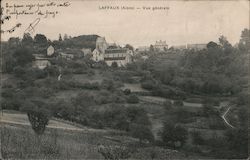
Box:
(32, 54), (51, 69)
(154, 40), (168, 51)
(187, 43), (207, 51)
(92, 37), (133, 67)
(104, 48), (133, 67)
(58, 52), (74, 60)
(81, 48), (92, 56)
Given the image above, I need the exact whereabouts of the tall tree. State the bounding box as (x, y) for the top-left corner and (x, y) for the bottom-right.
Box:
(59, 34), (63, 41)
(21, 33), (33, 46)
(34, 34), (48, 46)
(239, 28), (250, 52)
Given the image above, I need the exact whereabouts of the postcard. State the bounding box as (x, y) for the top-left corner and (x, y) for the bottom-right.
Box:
(0, 0), (249, 159)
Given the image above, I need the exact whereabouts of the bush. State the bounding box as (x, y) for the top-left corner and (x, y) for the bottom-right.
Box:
(98, 145), (132, 160)
(173, 100), (184, 107)
(129, 124), (154, 143)
(191, 131), (205, 145)
(27, 110), (50, 135)
(161, 123), (188, 148)
(126, 95), (139, 104)
(21, 101), (51, 135)
(141, 80), (155, 90)
(123, 89), (131, 95)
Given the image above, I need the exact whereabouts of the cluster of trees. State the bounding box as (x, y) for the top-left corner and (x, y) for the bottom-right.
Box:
(131, 30), (249, 97)
(54, 34), (98, 50)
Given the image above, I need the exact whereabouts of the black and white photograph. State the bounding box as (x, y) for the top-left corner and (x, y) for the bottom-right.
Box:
(0, 0), (249, 159)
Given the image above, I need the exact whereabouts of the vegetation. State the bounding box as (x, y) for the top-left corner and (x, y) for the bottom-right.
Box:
(1, 28), (249, 159)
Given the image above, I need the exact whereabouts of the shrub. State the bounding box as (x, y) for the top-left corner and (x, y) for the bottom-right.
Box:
(123, 89), (131, 95)
(191, 131), (205, 145)
(98, 145), (131, 160)
(141, 80), (155, 90)
(129, 124), (154, 143)
(27, 110), (50, 135)
(126, 95), (139, 104)
(161, 123), (188, 148)
(173, 100), (184, 107)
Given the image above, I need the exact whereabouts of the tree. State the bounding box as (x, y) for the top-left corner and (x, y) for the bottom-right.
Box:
(98, 145), (132, 160)
(219, 35), (233, 54)
(239, 28), (250, 52)
(130, 124), (154, 143)
(21, 101), (50, 135)
(191, 131), (204, 145)
(8, 37), (20, 48)
(27, 109), (50, 134)
(163, 100), (172, 111)
(34, 34), (47, 46)
(149, 45), (154, 52)
(63, 34), (68, 40)
(111, 62), (118, 68)
(173, 100), (184, 107)
(125, 44), (134, 51)
(21, 33), (33, 46)
(225, 128), (248, 158)
(207, 41), (218, 49)
(161, 123), (188, 148)
(13, 47), (34, 67)
(59, 34), (63, 41)
(126, 95), (139, 104)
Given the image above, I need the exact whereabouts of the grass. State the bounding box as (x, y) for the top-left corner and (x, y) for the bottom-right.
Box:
(1, 124), (118, 159)
(1, 123), (187, 159)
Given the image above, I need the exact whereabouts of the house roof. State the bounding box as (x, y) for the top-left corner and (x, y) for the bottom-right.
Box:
(105, 48), (128, 54)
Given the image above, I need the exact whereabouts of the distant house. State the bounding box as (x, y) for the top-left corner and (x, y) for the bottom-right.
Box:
(32, 54), (51, 69)
(187, 44), (207, 51)
(154, 40), (168, 51)
(47, 45), (55, 56)
(173, 44), (207, 51)
(59, 52), (74, 60)
(137, 46), (150, 52)
(81, 48), (92, 56)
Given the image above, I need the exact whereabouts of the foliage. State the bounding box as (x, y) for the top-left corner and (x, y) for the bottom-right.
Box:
(191, 131), (205, 145)
(126, 95), (139, 104)
(13, 47), (35, 67)
(161, 123), (188, 148)
(98, 145), (132, 160)
(129, 124), (154, 143)
(21, 101), (50, 135)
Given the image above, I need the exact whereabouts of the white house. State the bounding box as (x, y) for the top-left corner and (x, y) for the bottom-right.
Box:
(47, 45), (55, 56)
(104, 48), (133, 67)
(32, 55), (51, 69)
(92, 37), (108, 62)
(91, 37), (133, 67)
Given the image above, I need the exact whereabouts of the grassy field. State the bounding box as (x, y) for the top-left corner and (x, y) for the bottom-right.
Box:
(0, 111), (188, 159)
(1, 123), (187, 159)
(1, 124), (116, 159)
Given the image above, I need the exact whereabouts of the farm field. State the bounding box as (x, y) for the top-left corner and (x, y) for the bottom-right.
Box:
(0, 111), (188, 159)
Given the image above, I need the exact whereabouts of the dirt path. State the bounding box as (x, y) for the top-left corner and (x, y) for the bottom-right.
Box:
(221, 106), (235, 128)
(0, 112), (107, 133)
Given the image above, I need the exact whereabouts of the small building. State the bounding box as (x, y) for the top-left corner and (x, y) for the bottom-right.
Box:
(81, 48), (92, 56)
(187, 44), (207, 51)
(91, 37), (133, 67)
(92, 37), (108, 62)
(59, 52), (74, 60)
(154, 40), (168, 51)
(137, 46), (150, 52)
(32, 55), (51, 69)
(104, 48), (133, 67)
(47, 45), (55, 56)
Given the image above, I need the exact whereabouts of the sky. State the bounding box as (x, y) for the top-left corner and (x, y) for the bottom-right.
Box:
(1, 0), (249, 47)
